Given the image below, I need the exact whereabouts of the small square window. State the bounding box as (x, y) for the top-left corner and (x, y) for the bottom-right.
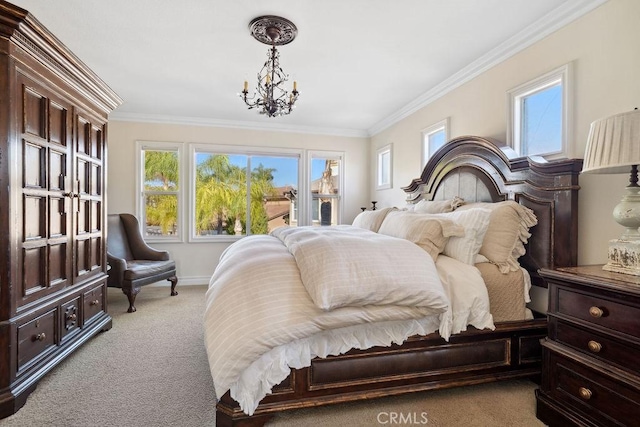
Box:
(421, 118), (449, 167)
(508, 64), (570, 158)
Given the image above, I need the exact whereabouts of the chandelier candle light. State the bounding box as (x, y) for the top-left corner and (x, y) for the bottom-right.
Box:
(582, 108), (640, 275)
(240, 16), (299, 117)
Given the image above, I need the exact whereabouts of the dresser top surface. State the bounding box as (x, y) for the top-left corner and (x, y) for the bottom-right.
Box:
(541, 265), (640, 296)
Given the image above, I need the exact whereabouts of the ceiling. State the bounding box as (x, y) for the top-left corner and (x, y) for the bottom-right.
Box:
(9, 0), (606, 137)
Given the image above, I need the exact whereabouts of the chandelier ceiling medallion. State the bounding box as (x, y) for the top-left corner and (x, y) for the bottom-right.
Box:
(240, 15), (299, 117)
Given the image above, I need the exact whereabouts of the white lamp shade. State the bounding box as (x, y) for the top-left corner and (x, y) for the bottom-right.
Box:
(582, 109), (640, 174)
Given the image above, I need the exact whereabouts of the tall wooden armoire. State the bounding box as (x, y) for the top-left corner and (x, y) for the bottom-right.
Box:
(0, 1), (122, 417)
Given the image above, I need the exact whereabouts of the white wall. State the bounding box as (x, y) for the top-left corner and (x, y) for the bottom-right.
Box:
(370, 0), (640, 266)
(107, 121), (369, 284)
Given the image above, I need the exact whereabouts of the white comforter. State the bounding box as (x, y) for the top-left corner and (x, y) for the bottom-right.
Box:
(204, 226), (494, 415)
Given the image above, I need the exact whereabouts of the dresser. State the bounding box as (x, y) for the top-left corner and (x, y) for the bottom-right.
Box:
(536, 266), (640, 426)
(0, 1), (122, 418)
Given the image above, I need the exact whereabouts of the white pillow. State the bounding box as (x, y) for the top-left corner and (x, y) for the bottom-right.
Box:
(351, 207), (395, 232)
(378, 210), (465, 260)
(429, 208), (492, 265)
(413, 196), (464, 214)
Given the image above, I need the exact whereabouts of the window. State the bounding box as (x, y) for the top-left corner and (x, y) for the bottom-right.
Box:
(377, 144), (392, 190)
(508, 64), (570, 158)
(137, 141), (184, 241)
(309, 152), (343, 226)
(421, 118), (449, 166)
(191, 145), (300, 239)
(137, 143), (344, 242)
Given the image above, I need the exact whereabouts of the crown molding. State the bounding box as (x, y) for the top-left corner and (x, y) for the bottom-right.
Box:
(367, 0), (609, 137)
(108, 112), (369, 139)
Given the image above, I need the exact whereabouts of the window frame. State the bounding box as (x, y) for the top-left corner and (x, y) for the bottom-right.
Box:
(507, 63), (571, 159)
(308, 150), (344, 226)
(376, 144), (393, 190)
(136, 140), (186, 243)
(188, 143), (304, 242)
(421, 118), (449, 167)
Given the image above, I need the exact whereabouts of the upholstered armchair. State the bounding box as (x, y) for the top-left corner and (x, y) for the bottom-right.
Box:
(107, 213), (178, 313)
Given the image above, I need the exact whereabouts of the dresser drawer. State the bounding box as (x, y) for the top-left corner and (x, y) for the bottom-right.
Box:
(546, 350), (640, 426)
(557, 288), (640, 338)
(554, 320), (640, 377)
(83, 284), (105, 325)
(17, 309), (57, 371)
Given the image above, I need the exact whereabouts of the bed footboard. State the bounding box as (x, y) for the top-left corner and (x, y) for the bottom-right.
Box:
(215, 318), (547, 426)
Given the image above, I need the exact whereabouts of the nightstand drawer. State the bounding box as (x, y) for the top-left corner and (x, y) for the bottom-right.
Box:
(554, 320), (640, 376)
(557, 288), (640, 338)
(549, 351), (640, 426)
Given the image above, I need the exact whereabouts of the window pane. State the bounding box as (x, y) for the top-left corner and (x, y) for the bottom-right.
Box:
(311, 158), (340, 226)
(251, 156), (298, 233)
(521, 84), (562, 156)
(144, 194), (178, 237)
(194, 153), (247, 236)
(143, 150), (179, 191)
(428, 129), (446, 155)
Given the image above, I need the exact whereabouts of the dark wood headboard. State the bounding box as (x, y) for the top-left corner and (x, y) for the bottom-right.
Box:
(403, 135), (582, 287)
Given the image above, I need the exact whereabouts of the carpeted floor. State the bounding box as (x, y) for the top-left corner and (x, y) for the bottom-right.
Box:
(0, 285), (545, 427)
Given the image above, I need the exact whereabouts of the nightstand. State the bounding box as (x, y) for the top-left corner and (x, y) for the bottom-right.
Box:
(536, 266), (640, 426)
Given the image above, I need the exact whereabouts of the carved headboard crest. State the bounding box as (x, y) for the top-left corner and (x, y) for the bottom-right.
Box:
(403, 136), (582, 286)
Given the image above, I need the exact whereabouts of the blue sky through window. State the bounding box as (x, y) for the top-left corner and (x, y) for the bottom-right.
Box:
(196, 153), (325, 188)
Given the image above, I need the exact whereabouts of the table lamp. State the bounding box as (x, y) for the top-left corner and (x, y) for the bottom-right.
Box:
(582, 108), (640, 275)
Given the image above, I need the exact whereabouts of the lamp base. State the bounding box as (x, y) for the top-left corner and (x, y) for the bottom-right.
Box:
(604, 238), (640, 276)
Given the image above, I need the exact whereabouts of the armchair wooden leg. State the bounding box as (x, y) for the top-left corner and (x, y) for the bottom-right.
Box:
(169, 275), (178, 296)
(122, 288), (140, 313)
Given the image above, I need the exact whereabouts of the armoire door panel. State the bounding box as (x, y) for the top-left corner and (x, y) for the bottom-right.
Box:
(76, 199), (89, 234)
(90, 124), (102, 159)
(24, 195), (46, 239)
(48, 196), (67, 237)
(22, 246), (46, 296)
(23, 141), (45, 189)
(48, 149), (66, 192)
(48, 242), (68, 287)
(76, 116), (89, 155)
(22, 85), (46, 139)
(48, 101), (67, 146)
(76, 158), (87, 195)
(91, 200), (101, 232)
(90, 164), (100, 196)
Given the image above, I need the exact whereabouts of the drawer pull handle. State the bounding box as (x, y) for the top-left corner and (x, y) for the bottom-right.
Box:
(578, 387), (592, 400)
(589, 306), (604, 318)
(587, 340), (602, 353)
(33, 333), (46, 342)
(67, 313), (77, 321)
(90, 299), (100, 306)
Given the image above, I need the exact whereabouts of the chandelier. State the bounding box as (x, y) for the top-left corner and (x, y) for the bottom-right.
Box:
(240, 16), (299, 117)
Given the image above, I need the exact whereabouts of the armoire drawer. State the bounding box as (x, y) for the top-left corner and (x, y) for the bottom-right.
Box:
(17, 309), (57, 372)
(83, 284), (105, 325)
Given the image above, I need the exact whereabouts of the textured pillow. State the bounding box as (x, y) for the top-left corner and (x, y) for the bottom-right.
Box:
(378, 211), (465, 260)
(428, 208), (492, 265)
(457, 201), (538, 273)
(412, 196), (465, 214)
(352, 207), (396, 232)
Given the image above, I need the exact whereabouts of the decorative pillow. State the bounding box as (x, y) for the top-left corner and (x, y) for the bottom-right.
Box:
(412, 196), (465, 214)
(457, 201), (538, 273)
(352, 207), (396, 232)
(428, 208), (493, 265)
(378, 211), (465, 260)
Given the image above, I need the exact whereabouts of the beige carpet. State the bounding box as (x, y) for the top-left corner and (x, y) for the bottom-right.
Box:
(0, 285), (545, 427)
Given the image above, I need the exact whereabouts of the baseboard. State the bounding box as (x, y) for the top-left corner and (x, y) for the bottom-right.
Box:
(147, 276), (210, 287)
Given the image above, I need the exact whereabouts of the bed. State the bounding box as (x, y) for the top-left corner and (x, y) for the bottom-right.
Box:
(206, 135), (582, 427)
